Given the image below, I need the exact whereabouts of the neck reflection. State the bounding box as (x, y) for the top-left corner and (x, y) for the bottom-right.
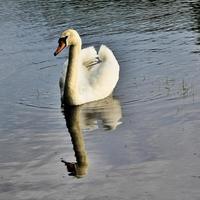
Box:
(61, 96), (122, 178)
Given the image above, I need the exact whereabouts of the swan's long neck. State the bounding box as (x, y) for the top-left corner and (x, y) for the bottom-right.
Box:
(64, 43), (81, 105)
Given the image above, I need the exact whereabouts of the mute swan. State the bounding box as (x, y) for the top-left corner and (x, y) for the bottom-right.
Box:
(54, 29), (120, 105)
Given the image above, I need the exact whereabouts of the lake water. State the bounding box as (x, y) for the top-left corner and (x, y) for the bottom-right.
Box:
(1, 0), (200, 199)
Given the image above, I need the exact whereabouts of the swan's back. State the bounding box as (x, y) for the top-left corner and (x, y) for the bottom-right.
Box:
(86, 45), (119, 98)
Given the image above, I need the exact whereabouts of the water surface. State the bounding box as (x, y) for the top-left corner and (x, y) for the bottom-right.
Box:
(1, 0), (200, 199)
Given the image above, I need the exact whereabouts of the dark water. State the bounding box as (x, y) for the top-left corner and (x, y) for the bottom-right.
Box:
(1, 0), (200, 199)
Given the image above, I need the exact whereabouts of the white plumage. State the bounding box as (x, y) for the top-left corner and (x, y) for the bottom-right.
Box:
(55, 29), (120, 105)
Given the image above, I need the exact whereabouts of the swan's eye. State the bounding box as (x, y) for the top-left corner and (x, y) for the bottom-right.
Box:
(58, 36), (68, 45)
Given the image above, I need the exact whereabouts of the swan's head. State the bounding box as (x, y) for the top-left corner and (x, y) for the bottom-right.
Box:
(54, 29), (81, 56)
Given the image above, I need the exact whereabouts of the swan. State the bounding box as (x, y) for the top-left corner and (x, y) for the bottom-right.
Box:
(54, 29), (120, 105)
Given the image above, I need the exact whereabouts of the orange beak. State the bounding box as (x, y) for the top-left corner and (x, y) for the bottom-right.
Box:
(54, 40), (66, 56)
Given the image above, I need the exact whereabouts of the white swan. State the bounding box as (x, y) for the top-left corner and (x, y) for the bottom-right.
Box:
(54, 29), (120, 105)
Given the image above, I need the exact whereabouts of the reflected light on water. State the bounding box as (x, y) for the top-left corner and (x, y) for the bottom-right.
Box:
(61, 96), (122, 178)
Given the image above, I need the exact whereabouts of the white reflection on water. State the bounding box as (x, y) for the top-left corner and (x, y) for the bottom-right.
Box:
(61, 96), (122, 178)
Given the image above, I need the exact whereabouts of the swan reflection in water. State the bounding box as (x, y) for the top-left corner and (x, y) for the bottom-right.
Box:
(61, 96), (122, 178)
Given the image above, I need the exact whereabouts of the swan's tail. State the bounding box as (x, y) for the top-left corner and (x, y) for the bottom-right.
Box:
(98, 45), (116, 62)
